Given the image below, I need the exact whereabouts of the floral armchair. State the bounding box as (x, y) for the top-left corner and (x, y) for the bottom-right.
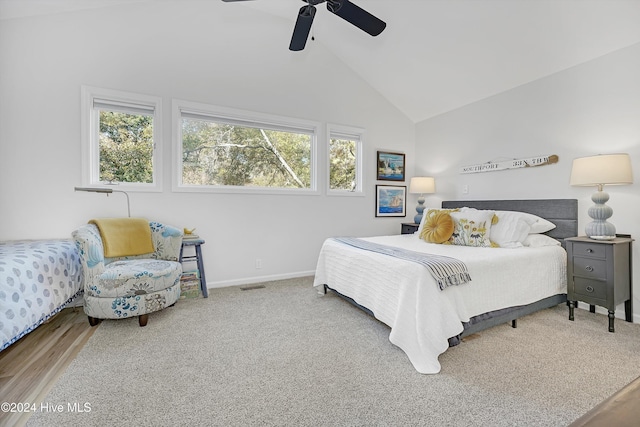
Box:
(72, 221), (183, 327)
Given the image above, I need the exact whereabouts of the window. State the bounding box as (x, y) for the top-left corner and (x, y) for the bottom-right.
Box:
(328, 125), (363, 195)
(174, 100), (318, 194)
(81, 86), (162, 191)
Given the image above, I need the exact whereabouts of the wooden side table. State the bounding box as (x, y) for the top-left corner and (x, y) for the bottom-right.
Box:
(179, 238), (208, 298)
(566, 236), (633, 332)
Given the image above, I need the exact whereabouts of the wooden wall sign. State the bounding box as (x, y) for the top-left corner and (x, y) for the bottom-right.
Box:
(460, 154), (558, 174)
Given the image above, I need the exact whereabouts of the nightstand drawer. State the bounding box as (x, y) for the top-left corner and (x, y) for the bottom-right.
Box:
(573, 277), (607, 300)
(572, 256), (607, 280)
(401, 223), (419, 235)
(571, 242), (607, 259)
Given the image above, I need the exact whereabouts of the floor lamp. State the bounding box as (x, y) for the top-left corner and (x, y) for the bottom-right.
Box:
(74, 187), (131, 217)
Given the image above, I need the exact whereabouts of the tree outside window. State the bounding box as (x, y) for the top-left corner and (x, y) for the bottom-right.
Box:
(98, 111), (154, 184)
(329, 137), (357, 191)
(178, 112), (315, 191)
(82, 86), (162, 191)
(328, 126), (363, 194)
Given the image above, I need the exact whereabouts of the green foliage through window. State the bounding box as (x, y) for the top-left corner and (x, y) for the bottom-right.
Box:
(329, 138), (357, 191)
(98, 111), (153, 184)
(181, 117), (312, 189)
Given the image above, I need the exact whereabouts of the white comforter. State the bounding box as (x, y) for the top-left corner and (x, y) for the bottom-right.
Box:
(313, 234), (567, 374)
(1, 239), (83, 352)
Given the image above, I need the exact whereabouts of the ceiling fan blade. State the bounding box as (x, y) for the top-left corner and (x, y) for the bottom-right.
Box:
(326, 0), (386, 36)
(289, 5), (316, 51)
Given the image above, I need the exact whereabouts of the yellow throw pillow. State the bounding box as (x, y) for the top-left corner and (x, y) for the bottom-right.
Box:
(420, 209), (456, 244)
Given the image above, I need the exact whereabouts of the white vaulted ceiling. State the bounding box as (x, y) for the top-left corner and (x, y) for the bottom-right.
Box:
(2, 0), (640, 123)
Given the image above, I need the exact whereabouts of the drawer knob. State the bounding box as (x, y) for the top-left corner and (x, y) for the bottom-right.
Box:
(585, 248), (594, 253)
(586, 286), (594, 293)
(585, 266), (594, 272)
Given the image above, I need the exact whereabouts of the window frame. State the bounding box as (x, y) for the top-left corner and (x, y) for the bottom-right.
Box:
(327, 124), (365, 197)
(172, 99), (320, 195)
(81, 85), (163, 192)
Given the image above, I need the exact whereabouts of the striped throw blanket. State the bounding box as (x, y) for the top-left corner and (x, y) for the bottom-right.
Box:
(332, 237), (471, 290)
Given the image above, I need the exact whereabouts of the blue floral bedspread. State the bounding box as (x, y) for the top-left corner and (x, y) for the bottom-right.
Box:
(0, 239), (83, 352)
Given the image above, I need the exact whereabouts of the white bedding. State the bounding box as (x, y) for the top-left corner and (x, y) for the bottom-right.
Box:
(0, 239), (83, 352)
(313, 234), (567, 374)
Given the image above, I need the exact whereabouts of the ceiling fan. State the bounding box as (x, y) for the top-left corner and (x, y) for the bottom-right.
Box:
(221, 0), (386, 51)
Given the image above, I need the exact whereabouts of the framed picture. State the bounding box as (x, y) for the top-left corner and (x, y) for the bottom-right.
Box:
(375, 185), (406, 217)
(377, 151), (405, 181)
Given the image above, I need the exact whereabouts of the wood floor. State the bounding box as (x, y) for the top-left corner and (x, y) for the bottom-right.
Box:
(569, 375), (640, 427)
(0, 307), (97, 427)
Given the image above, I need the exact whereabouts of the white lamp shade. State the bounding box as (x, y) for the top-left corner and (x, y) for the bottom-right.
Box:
(570, 153), (633, 187)
(409, 176), (435, 194)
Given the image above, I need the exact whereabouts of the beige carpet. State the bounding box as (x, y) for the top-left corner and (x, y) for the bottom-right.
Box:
(27, 277), (640, 426)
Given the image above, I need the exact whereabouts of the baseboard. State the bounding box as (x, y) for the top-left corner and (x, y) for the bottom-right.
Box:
(206, 270), (315, 289)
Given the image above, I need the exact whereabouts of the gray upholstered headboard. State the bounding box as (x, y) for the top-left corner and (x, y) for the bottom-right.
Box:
(441, 199), (578, 245)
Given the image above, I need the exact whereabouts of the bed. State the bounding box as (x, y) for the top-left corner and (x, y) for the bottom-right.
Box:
(313, 199), (578, 374)
(0, 239), (83, 352)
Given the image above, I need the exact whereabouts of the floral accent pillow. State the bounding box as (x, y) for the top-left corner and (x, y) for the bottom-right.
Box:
(460, 207), (533, 248)
(449, 210), (495, 247)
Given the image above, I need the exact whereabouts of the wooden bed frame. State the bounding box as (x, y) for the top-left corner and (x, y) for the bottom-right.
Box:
(325, 198), (578, 343)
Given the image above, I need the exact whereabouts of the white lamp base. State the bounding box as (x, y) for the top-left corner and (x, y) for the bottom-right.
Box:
(585, 189), (616, 240)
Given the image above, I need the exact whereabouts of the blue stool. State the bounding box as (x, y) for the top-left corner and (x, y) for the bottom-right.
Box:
(179, 239), (208, 298)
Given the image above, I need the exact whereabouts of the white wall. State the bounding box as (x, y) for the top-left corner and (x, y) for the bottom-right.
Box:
(415, 42), (640, 320)
(0, 2), (415, 286)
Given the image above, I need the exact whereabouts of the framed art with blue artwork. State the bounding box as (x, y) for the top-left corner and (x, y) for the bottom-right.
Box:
(375, 185), (406, 217)
(377, 151), (405, 181)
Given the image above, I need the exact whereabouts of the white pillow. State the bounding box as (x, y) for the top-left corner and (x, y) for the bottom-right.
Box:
(495, 211), (555, 234)
(490, 211), (534, 248)
(458, 207), (556, 245)
(523, 234), (561, 247)
(459, 208), (532, 248)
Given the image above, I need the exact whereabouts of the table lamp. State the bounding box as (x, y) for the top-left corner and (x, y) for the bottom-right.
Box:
(569, 153), (633, 240)
(409, 177), (435, 224)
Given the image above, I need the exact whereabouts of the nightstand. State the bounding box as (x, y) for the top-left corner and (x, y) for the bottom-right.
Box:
(566, 236), (633, 332)
(401, 223), (419, 234)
